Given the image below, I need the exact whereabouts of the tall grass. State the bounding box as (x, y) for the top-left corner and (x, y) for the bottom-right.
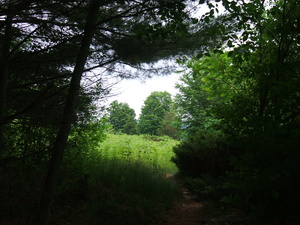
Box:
(84, 157), (182, 225)
(96, 133), (179, 174)
(56, 133), (182, 225)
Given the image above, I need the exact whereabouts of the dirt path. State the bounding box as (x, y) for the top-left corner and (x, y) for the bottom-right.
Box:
(151, 174), (246, 225)
(151, 175), (206, 225)
(156, 191), (204, 225)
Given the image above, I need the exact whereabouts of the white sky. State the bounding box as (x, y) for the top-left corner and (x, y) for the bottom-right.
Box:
(105, 2), (225, 118)
(107, 73), (180, 117)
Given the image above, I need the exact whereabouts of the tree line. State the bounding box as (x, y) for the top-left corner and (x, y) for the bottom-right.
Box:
(106, 91), (180, 139)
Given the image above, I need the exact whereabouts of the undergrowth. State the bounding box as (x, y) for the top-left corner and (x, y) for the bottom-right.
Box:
(0, 132), (181, 225)
(84, 158), (182, 225)
(55, 133), (182, 224)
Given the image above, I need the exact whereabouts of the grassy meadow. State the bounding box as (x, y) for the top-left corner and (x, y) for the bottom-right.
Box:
(96, 133), (179, 174)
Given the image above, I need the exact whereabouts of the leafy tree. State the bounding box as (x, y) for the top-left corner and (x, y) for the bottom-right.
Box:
(172, 52), (246, 211)
(157, 108), (180, 139)
(217, 1), (300, 223)
(0, 0), (200, 154)
(174, 52), (243, 136)
(108, 100), (137, 134)
(138, 91), (172, 135)
(174, 0), (300, 224)
(0, 0), (107, 158)
(32, 1), (104, 224)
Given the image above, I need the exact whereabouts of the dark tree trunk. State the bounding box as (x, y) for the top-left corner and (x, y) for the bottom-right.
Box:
(0, 6), (13, 158)
(31, 1), (101, 224)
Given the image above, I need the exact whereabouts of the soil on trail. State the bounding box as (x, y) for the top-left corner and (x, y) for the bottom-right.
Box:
(152, 174), (245, 225)
(156, 192), (204, 225)
(153, 174), (206, 225)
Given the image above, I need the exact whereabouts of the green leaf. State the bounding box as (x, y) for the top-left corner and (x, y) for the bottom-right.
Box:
(213, 49), (224, 54)
(204, 15), (210, 23)
(227, 51), (234, 58)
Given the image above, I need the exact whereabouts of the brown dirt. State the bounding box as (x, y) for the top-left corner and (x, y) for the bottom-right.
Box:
(150, 174), (246, 225)
(155, 194), (204, 225)
(151, 174), (207, 225)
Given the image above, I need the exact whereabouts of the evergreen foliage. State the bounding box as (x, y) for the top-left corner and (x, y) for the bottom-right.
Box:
(172, 130), (235, 178)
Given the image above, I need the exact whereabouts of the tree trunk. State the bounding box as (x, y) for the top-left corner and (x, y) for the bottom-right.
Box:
(0, 8), (14, 158)
(31, 1), (101, 224)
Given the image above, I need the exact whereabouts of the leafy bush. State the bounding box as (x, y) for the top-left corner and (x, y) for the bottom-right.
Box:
(0, 120), (108, 224)
(185, 174), (227, 202)
(184, 174), (233, 216)
(222, 129), (300, 225)
(172, 130), (237, 177)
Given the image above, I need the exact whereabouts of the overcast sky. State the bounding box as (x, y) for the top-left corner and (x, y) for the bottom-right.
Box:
(105, 3), (225, 118)
(107, 73), (180, 117)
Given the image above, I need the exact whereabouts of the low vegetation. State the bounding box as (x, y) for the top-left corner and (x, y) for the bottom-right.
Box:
(97, 133), (179, 174)
(60, 133), (181, 224)
(0, 132), (182, 225)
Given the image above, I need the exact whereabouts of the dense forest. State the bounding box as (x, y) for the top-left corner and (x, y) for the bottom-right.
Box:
(1, 0), (299, 225)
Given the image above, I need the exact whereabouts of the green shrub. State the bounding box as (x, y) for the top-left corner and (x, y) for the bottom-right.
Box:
(222, 131), (300, 225)
(185, 174), (227, 201)
(172, 130), (237, 177)
(184, 174), (232, 215)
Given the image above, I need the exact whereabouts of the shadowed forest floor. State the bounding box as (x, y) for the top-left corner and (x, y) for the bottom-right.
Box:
(151, 175), (206, 225)
(154, 192), (204, 225)
(152, 175), (245, 225)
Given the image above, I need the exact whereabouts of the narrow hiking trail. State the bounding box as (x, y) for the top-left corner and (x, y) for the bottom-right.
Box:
(151, 174), (246, 225)
(155, 191), (205, 225)
(151, 175), (207, 225)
